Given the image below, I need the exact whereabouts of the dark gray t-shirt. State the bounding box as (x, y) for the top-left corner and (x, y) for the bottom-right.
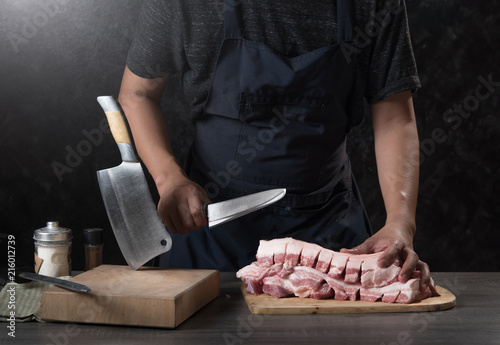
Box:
(126, 0), (420, 127)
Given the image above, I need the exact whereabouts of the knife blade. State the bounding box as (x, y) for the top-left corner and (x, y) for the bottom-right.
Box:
(204, 188), (286, 227)
(18, 272), (91, 293)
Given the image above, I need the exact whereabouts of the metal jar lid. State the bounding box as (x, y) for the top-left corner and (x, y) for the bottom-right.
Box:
(33, 221), (72, 242)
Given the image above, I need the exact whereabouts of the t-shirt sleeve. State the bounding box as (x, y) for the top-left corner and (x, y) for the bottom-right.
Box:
(126, 0), (185, 79)
(364, 0), (421, 104)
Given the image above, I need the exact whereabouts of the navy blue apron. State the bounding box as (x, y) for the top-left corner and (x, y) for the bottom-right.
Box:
(159, 0), (373, 270)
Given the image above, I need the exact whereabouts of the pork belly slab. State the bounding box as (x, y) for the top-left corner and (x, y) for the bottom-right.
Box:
(237, 238), (437, 304)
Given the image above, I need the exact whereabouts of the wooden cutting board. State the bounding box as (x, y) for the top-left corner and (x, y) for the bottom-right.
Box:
(40, 265), (220, 328)
(241, 285), (456, 314)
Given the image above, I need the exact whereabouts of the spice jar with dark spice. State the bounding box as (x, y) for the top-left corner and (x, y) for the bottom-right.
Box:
(83, 228), (103, 270)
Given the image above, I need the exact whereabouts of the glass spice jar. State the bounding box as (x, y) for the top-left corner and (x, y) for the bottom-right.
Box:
(83, 228), (103, 270)
(33, 221), (72, 277)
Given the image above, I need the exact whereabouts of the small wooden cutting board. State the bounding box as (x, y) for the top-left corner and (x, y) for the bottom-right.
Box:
(241, 285), (456, 314)
(40, 265), (220, 328)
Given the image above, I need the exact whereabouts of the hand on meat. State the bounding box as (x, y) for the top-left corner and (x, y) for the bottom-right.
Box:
(362, 92), (427, 290)
(340, 221), (431, 293)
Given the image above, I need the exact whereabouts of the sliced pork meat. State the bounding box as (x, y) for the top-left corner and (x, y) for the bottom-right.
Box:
(311, 283), (335, 300)
(327, 251), (349, 279)
(325, 276), (360, 301)
(237, 238), (437, 304)
(284, 240), (304, 267)
(300, 242), (323, 267)
(256, 238), (289, 266)
(344, 255), (364, 283)
(261, 275), (294, 298)
(236, 261), (285, 294)
(315, 249), (334, 273)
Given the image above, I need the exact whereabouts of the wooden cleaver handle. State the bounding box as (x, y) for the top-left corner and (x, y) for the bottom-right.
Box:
(97, 96), (131, 144)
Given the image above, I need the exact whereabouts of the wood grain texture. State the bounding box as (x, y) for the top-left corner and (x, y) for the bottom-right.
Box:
(241, 284), (456, 314)
(39, 265), (220, 328)
(105, 111), (131, 144)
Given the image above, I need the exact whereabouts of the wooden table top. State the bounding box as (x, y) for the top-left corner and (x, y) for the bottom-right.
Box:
(2, 272), (499, 345)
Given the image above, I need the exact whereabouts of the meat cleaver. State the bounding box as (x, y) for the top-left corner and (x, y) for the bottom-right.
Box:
(96, 96), (172, 270)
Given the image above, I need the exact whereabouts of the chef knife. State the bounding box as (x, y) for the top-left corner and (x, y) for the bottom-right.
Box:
(18, 272), (90, 293)
(205, 188), (286, 227)
(96, 96), (172, 270)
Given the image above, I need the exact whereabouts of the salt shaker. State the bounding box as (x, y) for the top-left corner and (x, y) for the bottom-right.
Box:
(83, 228), (103, 270)
(33, 221), (72, 277)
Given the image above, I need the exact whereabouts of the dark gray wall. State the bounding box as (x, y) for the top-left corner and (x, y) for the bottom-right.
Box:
(1, 0), (498, 272)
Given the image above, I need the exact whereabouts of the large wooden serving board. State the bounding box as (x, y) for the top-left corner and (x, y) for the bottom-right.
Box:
(241, 284), (456, 314)
(40, 265), (220, 328)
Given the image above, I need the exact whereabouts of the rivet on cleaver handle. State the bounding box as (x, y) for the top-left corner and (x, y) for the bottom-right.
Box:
(204, 188), (286, 228)
(96, 96), (172, 270)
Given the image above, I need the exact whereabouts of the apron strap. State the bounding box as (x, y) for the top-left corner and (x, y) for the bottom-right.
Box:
(337, 0), (353, 42)
(224, 0), (243, 39)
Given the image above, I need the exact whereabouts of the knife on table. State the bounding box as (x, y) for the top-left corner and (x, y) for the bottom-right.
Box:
(96, 96), (286, 270)
(18, 272), (90, 293)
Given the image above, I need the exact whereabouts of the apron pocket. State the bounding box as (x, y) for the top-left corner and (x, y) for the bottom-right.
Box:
(231, 93), (348, 191)
(239, 93), (334, 126)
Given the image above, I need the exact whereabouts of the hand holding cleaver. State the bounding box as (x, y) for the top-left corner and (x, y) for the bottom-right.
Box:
(96, 96), (285, 270)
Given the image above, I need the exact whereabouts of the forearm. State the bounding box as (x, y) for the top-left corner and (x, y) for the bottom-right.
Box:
(371, 91), (419, 237)
(118, 66), (185, 190)
(118, 66), (209, 233)
(343, 91), (427, 283)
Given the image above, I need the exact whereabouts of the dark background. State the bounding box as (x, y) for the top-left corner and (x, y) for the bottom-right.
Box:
(0, 0), (498, 273)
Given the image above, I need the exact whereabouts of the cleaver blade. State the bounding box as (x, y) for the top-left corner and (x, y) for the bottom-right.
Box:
(96, 96), (172, 270)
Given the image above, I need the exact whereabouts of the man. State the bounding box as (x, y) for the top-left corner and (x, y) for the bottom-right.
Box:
(118, 0), (431, 289)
